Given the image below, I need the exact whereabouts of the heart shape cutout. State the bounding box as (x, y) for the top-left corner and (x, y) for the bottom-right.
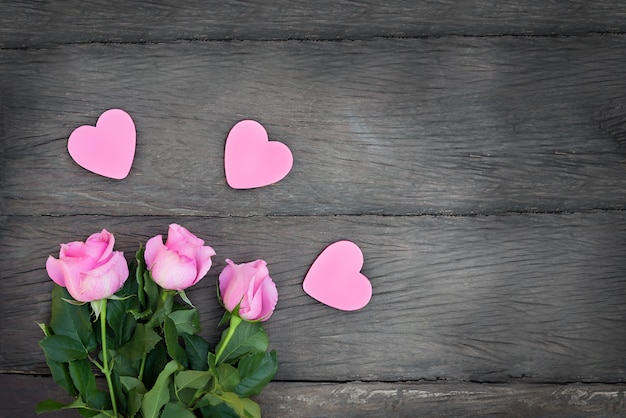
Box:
(224, 120), (293, 189)
(303, 240), (372, 311)
(67, 109), (136, 180)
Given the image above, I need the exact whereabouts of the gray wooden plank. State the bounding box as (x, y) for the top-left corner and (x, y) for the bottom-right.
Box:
(1, 213), (625, 382)
(2, 1), (626, 48)
(1, 37), (626, 217)
(259, 382), (626, 417)
(1, 375), (625, 417)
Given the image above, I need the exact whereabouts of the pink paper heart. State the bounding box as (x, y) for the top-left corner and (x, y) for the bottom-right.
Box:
(303, 240), (372, 311)
(67, 109), (136, 179)
(224, 120), (293, 189)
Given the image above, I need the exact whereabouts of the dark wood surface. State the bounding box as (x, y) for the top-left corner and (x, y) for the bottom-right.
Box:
(2, 375), (625, 418)
(1, 1), (626, 416)
(2, 37), (626, 217)
(3, 1), (626, 48)
(2, 213), (626, 384)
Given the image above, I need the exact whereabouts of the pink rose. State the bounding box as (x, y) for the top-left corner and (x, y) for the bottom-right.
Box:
(46, 229), (129, 302)
(144, 224), (216, 291)
(219, 259), (278, 321)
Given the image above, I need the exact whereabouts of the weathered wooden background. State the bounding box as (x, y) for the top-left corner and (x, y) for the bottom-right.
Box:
(2, 1), (626, 416)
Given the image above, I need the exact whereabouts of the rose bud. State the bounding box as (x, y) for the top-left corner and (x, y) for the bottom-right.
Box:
(219, 259), (278, 321)
(144, 224), (216, 291)
(46, 229), (129, 302)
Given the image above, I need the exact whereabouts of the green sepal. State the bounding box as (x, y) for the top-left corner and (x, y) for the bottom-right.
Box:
(177, 290), (195, 308)
(61, 298), (87, 306)
(218, 311), (231, 328)
(90, 300), (105, 320)
(37, 322), (51, 336)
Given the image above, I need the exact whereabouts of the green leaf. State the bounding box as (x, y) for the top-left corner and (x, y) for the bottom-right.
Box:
(174, 370), (212, 392)
(111, 370), (127, 413)
(49, 285), (96, 351)
(129, 307), (153, 320)
(207, 352), (217, 375)
(164, 316), (187, 366)
(68, 359), (99, 405)
(220, 392), (255, 417)
(39, 324), (77, 395)
(44, 358), (77, 396)
(194, 392), (222, 409)
(161, 403), (196, 418)
(144, 271), (160, 313)
(143, 341), (168, 389)
(35, 399), (66, 414)
(118, 323), (162, 361)
(141, 359), (180, 418)
(174, 370), (212, 406)
(52, 398), (114, 417)
(217, 363), (240, 392)
(182, 334), (210, 371)
(40, 335), (88, 362)
(199, 401), (240, 418)
(168, 309), (200, 335)
(215, 321), (269, 363)
(135, 245), (147, 307)
(120, 375), (147, 393)
(120, 376), (146, 418)
(106, 296), (137, 347)
(110, 348), (139, 377)
(241, 398), (261, 418)
(235, 351), (278, 397)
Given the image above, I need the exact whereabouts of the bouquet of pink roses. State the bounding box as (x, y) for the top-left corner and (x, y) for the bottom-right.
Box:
(37, 224), (278, 418)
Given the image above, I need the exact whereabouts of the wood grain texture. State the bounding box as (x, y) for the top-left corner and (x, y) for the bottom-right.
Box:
(3, 5), (626, 416)
(1, 37), (626, 217)
(2, 1), (626, 48)
(1, 375), (624, 417)
(1, 213), (625, 382)
(251, 382), (626, 417)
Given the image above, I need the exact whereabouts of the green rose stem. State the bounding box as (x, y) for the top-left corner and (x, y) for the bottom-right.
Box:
(98, 299), (119, 418)
(215, 314), (243, 364)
